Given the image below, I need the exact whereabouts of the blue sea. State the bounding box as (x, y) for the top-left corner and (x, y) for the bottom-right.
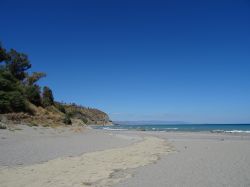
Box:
(94, 124), (250, 133)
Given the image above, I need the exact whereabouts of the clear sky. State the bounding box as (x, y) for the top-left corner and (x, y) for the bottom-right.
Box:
(1, 0), (250, 123)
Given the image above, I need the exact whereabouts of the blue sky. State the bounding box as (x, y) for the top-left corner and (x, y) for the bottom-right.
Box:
(1, 0), (250, 123)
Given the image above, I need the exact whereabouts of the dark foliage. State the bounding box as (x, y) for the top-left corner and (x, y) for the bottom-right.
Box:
(27, 72), (46, 86)
(25, 85), (42, 106)
(0, 43), (46, 113)
(42, 86), (54, 107)
(55, 103), (66, 113)
(0, 91), (27, 113)
(81, 118), (88, 124)
(63, 114), (72, 125)
(0, 44), (9, 62)
(6, 49), (31, 81)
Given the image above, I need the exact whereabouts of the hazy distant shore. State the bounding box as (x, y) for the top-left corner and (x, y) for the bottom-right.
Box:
(0, 125), (250, 187)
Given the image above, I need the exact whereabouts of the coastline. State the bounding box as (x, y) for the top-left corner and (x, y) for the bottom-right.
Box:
(93, 123), (250, 134)
(1, 125), (250, 186)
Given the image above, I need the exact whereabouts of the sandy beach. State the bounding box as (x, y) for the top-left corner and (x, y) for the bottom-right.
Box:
(1, 126), (250, 187)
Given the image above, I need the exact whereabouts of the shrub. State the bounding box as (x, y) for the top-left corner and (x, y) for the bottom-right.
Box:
(63, 114), (72, 125)
(0, 91), (11, 113)
(9, 91), (27, 112)
(55, 103), (66, 113)
(0, 77), (14, 91)
(81, 118), (88, 124)
(25, 85), (42, 106)
(0, 91), (27, 113)
(42, 86), (54, 107)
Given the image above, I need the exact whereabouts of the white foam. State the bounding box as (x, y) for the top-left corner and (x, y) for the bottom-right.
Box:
(225, 130), (250, 133)
(103, 127), (128, 131)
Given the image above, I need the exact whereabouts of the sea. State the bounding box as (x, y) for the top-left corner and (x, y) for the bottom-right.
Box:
(93, 124), (250, 133)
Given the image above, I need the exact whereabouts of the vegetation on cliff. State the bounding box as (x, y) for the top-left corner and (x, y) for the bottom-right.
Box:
(0, 43), (111, 126)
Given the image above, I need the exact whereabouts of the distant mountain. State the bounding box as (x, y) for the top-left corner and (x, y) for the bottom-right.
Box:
(113, 120), (189, 125)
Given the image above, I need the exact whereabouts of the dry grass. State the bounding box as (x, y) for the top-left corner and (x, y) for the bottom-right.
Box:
(1, 102), (111, 128)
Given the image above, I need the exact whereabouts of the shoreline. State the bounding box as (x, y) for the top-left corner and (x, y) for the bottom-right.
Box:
(91, 124), (250, 134)
(1, 125), (250, 186)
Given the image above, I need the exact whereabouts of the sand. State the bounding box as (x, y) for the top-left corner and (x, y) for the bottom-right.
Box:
(0, 125), (140, 167)
(1, 126), (250, 187)
(114, 131), (250, 187)
(0, 126), (173, 187)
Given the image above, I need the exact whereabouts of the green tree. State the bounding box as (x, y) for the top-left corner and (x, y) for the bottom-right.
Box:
(42, 86), (54, 107)
(0, 91), (11, 113)
(0, 43), (53, 114)
(6, 49), (31, 81)
(9, 91), (27, 112)
(0, 91), (27, 113)
(0, 72), (16, 91)
(0, 64), (27, 113)
(26, 72), (46, 86)
(25, 85), (42, 106)
(0, 44), (9, 63)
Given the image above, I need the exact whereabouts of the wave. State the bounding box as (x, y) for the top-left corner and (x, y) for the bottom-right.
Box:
(212, 129), (250, 133)
(100, 126), (250, 133)
(102, 127), (128, 131)
(102, 127), (179, 131)
(152, 127), (179, 131)
(225, 130), (250, 133)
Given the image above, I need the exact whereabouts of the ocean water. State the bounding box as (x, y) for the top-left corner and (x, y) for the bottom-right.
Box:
(94, 124), (250, 133)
